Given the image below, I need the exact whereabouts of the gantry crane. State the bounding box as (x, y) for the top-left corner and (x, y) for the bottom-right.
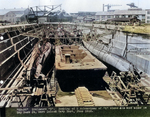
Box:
(26, 4), (62, 23)
(127, 3), (138, 8)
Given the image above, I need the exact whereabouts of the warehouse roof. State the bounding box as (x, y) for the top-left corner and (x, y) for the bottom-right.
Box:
(114, 10), (146, 15)
(0, 8), (26, 15)
(6, 11), (25, 17)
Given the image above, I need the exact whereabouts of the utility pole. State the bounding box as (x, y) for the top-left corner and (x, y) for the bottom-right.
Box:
(123, 33), (128, 58)
(125, 33), (128, 59)
(103, 4), (104, 11)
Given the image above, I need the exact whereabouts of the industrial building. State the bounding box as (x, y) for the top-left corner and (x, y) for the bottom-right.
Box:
(114, 8), (146, 23)
(48, 10), (72, 22)
(0, 8), (29, 24)
(77, 11), (96, 16)
(70, 8), (149, 24)
(95, 8), (147, 23)
(70, 11), (95, 23)
(95, 11), (114, 21)
(146, 9), (150, 23)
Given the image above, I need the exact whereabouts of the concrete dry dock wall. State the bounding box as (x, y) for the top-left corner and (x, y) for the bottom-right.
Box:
(113, 33), (150, 49)
(127, 54), (150, 75)
(111, 33), (150, 75)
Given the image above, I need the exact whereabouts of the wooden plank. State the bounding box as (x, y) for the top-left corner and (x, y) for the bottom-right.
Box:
(34, 88), (43, 96)
(0, 87), (31, 91)
(75, 87), (95, 106)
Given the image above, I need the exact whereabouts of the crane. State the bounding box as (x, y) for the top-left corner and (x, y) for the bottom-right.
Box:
(103, 4), (122, 11)
(127, 3), (138, 8)
(26, 4), (62, 23)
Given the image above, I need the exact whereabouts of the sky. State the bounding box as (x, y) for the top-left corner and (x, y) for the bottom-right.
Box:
(0, 0), (150, 13)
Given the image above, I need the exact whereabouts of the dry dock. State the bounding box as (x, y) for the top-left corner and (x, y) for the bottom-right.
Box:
(0, 23), (150, 108)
